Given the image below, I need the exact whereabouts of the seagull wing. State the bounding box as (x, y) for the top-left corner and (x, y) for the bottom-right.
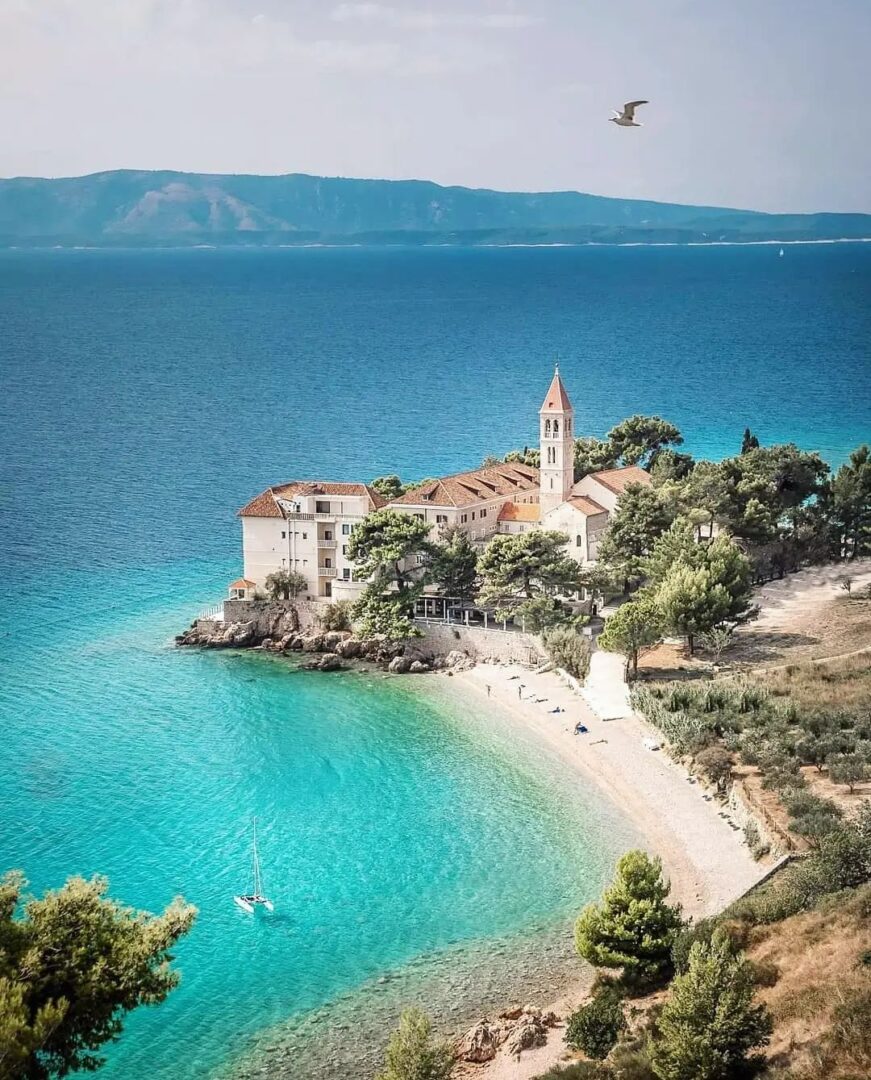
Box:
(622, 100), (649, 119)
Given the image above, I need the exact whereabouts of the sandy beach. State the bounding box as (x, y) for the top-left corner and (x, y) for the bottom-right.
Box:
(441, 660), (768, 1079)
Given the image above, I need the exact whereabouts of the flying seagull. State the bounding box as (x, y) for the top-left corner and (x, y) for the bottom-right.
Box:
(609, 100), (649, 127)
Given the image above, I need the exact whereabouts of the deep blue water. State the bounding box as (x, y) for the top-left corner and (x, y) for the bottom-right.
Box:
(0, 245), (869, 1078)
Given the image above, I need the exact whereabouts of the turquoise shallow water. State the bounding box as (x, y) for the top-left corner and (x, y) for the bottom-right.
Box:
(1, 245), (869, 1077)
(0, 562), (634, 1078)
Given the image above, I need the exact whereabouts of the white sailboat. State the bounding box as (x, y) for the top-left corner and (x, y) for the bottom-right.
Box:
(234, 817), (274, 913)
(779, 247), (785, 257)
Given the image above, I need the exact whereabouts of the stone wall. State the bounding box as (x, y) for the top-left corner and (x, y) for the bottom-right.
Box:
(407, 623), (546, 666)
(222, 598), (323, 630)
(727, 779), (794, 858)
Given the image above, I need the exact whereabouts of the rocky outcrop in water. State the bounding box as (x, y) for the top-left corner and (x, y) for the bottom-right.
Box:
(176, 616), (477, 674)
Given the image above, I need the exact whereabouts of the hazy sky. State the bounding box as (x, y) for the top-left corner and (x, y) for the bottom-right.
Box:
(3, 0), (870, 212)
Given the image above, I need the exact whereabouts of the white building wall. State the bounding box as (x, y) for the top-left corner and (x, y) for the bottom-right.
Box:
(240, 491), (374, 600)
(572, 475), (619, 514)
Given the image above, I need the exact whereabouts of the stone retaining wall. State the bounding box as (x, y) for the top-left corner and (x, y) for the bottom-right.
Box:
(727, 779), (794, 858)
(407, 623), (545, 666)
(221, 598), (323, 630)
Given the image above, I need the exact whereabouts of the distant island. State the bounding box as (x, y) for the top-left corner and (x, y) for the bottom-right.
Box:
(1, 169), (869, 248)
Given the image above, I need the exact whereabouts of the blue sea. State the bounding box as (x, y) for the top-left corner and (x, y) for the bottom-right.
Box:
(1, 245), (869, 1079)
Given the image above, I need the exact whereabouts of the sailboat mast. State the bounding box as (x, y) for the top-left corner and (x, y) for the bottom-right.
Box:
(252, 817), (263, 896)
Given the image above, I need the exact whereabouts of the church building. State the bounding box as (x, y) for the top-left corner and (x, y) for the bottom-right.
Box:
(232, 368), (649, 601)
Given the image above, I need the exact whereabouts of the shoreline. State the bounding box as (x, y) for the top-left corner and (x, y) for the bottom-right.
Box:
(439, 663), (766, 921)
(429, 660), (770, 1078)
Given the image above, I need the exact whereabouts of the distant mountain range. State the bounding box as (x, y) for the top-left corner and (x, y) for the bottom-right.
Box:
(1, 170), (869, 247)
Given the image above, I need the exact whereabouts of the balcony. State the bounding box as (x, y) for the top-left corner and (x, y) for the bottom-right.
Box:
(317, 539), (337, 549)
(318, 566), (337, 578)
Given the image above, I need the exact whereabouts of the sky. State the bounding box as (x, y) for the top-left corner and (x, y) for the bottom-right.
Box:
(2, 0), (870, 213)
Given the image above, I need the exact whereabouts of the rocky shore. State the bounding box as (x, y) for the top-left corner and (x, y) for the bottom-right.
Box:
(175, 612), (474, 674)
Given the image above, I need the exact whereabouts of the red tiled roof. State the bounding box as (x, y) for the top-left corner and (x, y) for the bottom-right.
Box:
(540, 368), (573, 413)
(568, 496), (608, 516)
(389, 463), (539, 509)
(588, 466), (652, 494)
(498, 502), (541, 523)
(238, 481), (385, 517)
(229, 578), (256, 589)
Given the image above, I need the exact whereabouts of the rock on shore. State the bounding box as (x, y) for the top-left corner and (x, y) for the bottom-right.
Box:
(455, 1006), (558, 1064)
(176, 618), (475, 674)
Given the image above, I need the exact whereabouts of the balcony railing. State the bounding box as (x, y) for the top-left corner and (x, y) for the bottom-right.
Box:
(317, 539), (337, 549)
(318, 566), (338, 577)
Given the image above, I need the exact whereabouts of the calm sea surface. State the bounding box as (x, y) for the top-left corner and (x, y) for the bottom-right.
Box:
(1, 245), (869, 1078)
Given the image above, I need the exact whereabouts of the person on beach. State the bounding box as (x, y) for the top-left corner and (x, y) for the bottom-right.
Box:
(518, 684), (525, 700)
(486, 684), (491, 697)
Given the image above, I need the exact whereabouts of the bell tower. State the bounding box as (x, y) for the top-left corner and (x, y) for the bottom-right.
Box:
(539, 365), (575, 516)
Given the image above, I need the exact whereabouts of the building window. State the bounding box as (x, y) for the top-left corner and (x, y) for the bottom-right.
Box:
(414, 513), (424, 520)
(343, 568), (351, 580)
(302, 532), (308, 540)
(342, 545), (348, 555)
(553, 419), (559, 436)
(436, 514), (447, 524)
(545, 418), (551, 436)
(550, 478), (554, 489)
(461, 514), (468, 523)
(576, 535), (583, 546)
(281, 531), (287, 539)
(324, 530), (333, 540)
(316, 500), (330, 514)
(281, 557), (287, 565)
(471, 511), (476, 520)
(415, 554), (425, 566)
(324, 557), (332, 568)
(481, 509), (487, 518)
(342, 524), (351, 535)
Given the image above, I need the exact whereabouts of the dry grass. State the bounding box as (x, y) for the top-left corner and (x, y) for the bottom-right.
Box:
(749, 884), (871, 1079)
(762, 651), (871, 712)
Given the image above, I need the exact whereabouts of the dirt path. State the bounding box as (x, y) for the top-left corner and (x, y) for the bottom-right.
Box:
(729, 560), (871, 667)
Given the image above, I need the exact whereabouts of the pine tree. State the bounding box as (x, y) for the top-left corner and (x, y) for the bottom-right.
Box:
(650, 932), (772, 1080)
(574, 851), (682, 983)
(375, 1008), (453, 1080)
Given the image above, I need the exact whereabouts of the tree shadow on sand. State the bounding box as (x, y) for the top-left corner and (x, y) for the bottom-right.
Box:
(727, 631), (821, 664)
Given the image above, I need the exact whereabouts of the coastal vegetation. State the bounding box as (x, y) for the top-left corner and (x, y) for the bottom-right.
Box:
(574, 852), (682, 985)
(264, 569), (307, 601)
(530, 802), (871, 1080)
(374, 1008), (453, 1080)
(0, 873), (194, 1079)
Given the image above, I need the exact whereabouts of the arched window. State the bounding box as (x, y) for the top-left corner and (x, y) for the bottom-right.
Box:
(545, 419), (551, 437)
(553, 419), (559, 436)
(566, 418), (572, 435)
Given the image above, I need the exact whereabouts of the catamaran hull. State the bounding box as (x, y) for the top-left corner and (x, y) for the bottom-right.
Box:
(234, 896), (254, 913)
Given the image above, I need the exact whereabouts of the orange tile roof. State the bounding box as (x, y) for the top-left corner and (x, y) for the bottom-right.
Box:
(588, 466), (652, 494)
(568, 496), (608, 516)
(498, 501), (541, 522)
(389, 463), (539, 509)
(238, 481), (386, 517)
(229, 578), (256, 589)
(540, 368), (573, 413)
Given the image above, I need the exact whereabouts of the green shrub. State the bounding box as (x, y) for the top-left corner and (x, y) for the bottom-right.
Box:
(318, 601), (352, 631)
(671, 918), (718, 974)
(543, 625), (593, 682)
(374, 1008), (453, 1080)
(533, 1063), (610, 1080)
(565, 988), (627, 1059)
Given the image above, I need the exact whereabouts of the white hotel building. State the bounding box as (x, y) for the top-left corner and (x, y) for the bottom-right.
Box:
(230, 370), (649, 602)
